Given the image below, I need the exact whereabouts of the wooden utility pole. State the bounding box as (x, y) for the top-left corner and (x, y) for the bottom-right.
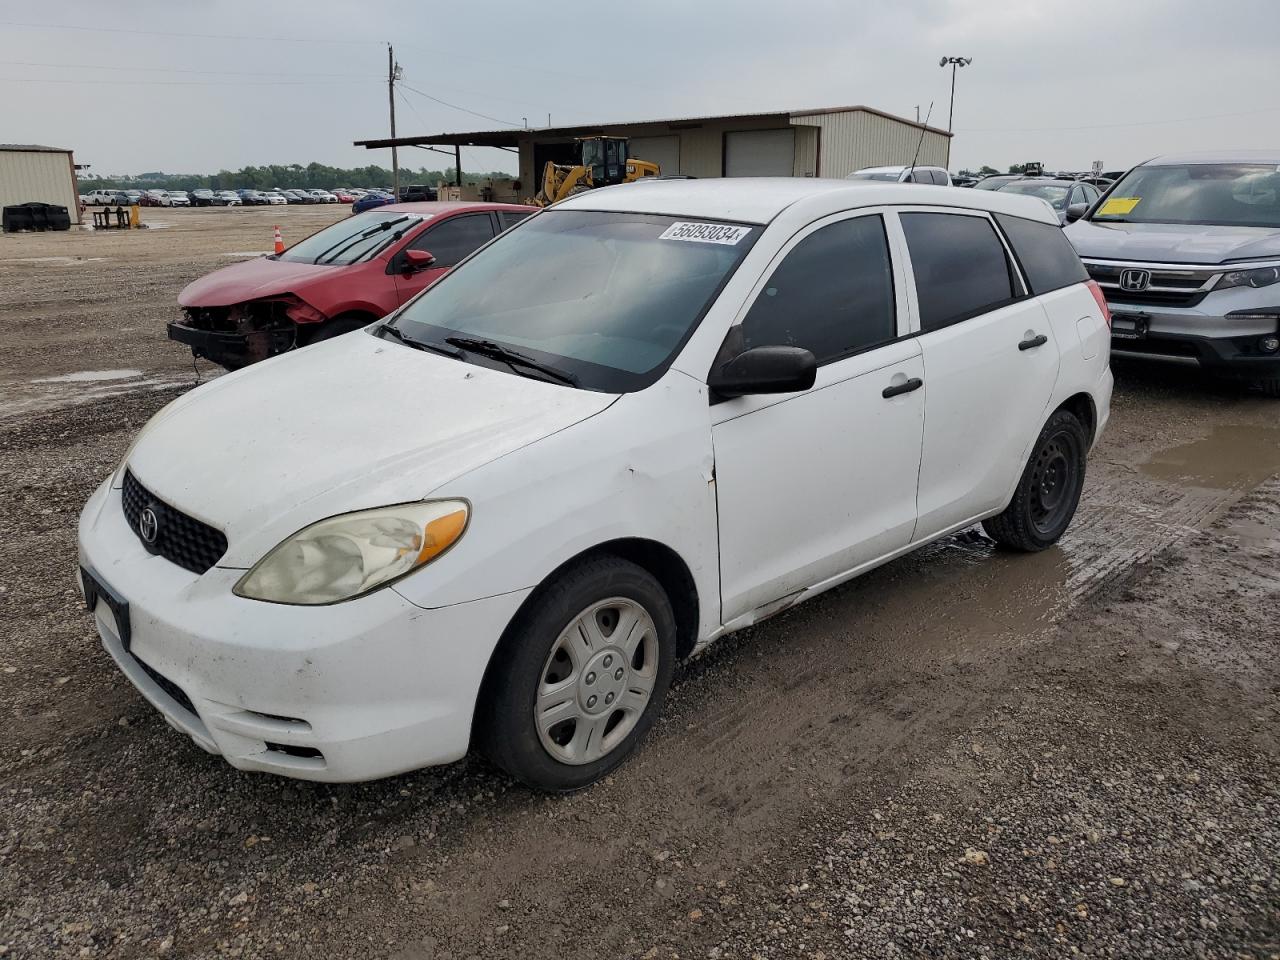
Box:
(388, 44), (400, 199)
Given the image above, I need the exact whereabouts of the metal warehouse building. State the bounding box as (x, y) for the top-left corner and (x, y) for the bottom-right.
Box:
(0, 144), (81, 224)
(356, 104), (952, 187)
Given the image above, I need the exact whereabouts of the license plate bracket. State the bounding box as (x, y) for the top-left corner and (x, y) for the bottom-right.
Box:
(1111, 311), (1150, 341)
(81, 567), (131, 651)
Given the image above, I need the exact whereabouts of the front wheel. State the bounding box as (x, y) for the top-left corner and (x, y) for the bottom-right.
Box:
(478, 557), (676, 792)
(299, 314), (372, 346)
(982, 409), (1087, 551)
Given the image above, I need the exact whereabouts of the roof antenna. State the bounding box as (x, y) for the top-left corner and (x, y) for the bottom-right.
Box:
(908, 101), (934, 183)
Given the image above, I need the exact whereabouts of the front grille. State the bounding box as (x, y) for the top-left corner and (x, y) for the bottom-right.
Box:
(1084, 261), (1219, 309)
(132, 654), (198, 717)
(122, 470), (228, 574)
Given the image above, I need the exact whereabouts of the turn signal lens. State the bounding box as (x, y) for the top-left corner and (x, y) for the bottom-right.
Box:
(235, 500), (469, 605)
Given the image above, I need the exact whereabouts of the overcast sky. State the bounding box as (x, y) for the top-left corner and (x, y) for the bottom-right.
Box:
(4, 0), (1278, 177)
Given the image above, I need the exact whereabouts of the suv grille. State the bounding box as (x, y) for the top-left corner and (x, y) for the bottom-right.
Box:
(122, 470), (228, 574)
(1083, 261), (1219, 308)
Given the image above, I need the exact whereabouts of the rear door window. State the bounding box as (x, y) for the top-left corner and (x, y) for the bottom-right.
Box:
(499, 211), (532, 231)
(993, 212), (1088, 295)
(900, 212), (1017, 331)
(407, 214), (496, 267)
(740, 214), (896, 364)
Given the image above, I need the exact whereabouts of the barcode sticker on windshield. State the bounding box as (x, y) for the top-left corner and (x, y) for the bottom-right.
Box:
(659, 222), (751, 245)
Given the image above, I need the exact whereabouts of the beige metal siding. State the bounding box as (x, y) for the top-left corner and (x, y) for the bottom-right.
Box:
(0, 150), (79, 223)
(791, 110), (949, 177)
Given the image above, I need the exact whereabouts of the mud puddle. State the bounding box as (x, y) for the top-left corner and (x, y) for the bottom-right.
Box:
(1140, 424), (1280, 490)
(31, 369), (143, 384)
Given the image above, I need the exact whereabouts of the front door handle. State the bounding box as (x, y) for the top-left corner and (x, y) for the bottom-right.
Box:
(882, 377), (923, 399)
(1019, 334), (1048, 351)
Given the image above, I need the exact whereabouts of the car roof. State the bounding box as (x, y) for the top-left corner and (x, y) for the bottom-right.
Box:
(1002, 178), (1078, 187)
(552, 177), (1060, 226)
(379, 200), (538, 214)
(853, 164), (944, 174)
(1144, 150), (1280, 166)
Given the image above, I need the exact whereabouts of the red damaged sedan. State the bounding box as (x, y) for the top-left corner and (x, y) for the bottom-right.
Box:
(170, 201), (537, 369)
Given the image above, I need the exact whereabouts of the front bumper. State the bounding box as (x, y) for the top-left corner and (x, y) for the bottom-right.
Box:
(77, 477), (530, 782)
(1106, 302), (1280, 380)
(167, 319), (294, 369)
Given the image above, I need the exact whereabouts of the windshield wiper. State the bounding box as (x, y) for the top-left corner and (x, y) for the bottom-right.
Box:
(445, 336), (579, 386)
(313, 216), (410, 265)
(378, 323), (462, 358)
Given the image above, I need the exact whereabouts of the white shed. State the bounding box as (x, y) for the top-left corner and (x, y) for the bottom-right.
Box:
(0, 144), (81, 224)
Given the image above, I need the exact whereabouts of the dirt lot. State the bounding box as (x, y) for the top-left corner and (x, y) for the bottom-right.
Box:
(1, 208), (1277, 959)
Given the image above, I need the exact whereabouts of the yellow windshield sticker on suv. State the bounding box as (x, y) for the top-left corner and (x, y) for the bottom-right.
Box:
(1098, 197), (1141, 216)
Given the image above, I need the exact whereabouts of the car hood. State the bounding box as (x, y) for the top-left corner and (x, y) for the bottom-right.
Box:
(177, 256), (349, 307)
(123, 332), (617, 567)
(1065, 219), (1280, 264)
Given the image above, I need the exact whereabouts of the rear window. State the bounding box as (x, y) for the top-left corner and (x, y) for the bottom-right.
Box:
(900, 212), (1017, 332)
(994, 213), (1088, 295)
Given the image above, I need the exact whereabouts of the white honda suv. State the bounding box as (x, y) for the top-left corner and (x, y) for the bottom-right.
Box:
(77, 179), (1112, 791)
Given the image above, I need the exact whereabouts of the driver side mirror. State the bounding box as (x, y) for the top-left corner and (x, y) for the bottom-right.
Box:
(1064, 202), (1089, 224)
(403, 249), (436, 273)
(709, 345), (817, 399)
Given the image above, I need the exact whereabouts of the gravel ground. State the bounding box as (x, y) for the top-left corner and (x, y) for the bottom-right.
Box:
(0, 209), (1277, 958)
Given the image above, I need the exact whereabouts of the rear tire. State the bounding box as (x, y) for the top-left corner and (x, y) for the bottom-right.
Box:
(478, 556), (676, 792)
(982, 409), (1087, 552)
(1255, 378), (1280, 399)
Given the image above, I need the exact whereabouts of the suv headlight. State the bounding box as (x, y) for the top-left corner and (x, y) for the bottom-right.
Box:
(1217, 264), (1280, 290)
(234, 500), (469, 605)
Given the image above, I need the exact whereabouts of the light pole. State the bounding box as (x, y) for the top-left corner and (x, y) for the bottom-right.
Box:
(938, 56), (972, 134)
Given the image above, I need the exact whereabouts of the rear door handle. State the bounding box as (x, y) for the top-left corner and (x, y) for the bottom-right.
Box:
(1019, 334), (1048, 351)
(882, 377), (923, 399)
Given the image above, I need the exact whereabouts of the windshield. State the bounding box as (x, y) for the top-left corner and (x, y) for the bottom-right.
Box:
(391, 210), (761, 392)
(278, 211), (426, 265)
(1000, 181), (1071, 209)
(1091, 163), (1280, 227)
(974, 177), (1011, 190)
(848, 170), (901, 182)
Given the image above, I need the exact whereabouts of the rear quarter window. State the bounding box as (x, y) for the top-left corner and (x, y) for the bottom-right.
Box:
(994, 213), (1088, 295)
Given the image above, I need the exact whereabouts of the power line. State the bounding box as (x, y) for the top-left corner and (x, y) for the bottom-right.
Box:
(0, 76), (380, 87)
(963, 105), (1280, 134)
(0, 58), (380, 79)
(0, 19), (383, 45)
(398, 81), (519, 128)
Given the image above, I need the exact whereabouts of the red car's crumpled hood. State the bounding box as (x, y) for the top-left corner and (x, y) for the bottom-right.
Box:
(178, 256), (342, 307)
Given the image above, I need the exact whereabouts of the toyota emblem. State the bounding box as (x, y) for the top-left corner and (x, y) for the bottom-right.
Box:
(1119, 269), (1151, 293)
(138, 506), (160, 545)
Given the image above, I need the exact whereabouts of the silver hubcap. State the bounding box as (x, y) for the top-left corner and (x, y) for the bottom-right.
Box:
(534, 597), (659, 765)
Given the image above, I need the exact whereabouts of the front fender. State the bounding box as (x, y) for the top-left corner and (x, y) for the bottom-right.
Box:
(392, 372), (721, 643)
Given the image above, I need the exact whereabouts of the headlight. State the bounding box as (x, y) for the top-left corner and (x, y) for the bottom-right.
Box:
(1217, 264), (1280, 290)
(234, 500), (469, 605)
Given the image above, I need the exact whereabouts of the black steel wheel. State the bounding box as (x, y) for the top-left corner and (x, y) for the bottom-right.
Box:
(983, 409), (1088, 551)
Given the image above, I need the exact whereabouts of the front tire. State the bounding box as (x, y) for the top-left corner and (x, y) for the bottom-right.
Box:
(300, 314), (372, 346)
(983, 409), (1087, 551)
(479, 556), (676, 792)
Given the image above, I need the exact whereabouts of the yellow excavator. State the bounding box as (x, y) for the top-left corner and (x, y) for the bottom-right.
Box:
(532, 136), (661, 206)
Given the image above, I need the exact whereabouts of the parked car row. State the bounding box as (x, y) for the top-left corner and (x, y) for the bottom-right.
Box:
(79, 187), (383, 208)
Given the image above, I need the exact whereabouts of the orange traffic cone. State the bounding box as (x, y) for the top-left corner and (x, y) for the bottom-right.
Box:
(273, 225), (284, 255)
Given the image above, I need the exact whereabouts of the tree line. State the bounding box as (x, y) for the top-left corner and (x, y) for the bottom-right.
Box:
(78, 162), (514, 192)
